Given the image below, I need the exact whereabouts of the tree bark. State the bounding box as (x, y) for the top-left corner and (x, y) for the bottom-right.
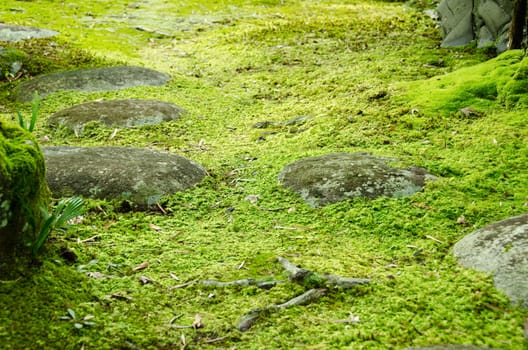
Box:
(509, 0), (527, 49)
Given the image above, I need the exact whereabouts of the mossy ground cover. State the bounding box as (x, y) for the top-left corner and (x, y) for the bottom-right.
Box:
(0, 0), (527, 349)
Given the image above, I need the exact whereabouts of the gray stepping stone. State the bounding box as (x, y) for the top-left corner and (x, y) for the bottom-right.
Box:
(0, 23), (59, 42)
(16, 66), (171, 102)
(279, 152), (436, 207)
(454, 213), (528, 308)
(47, 99), (186, 134)
(43, 146), (206, 207)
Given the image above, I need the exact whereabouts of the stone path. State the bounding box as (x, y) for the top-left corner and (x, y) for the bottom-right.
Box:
(454, 213), (528, 308)
(16, 65), (171, 102)
(279, 152), (436, 208)
(47, 99), (186, 135)
(0, 23), (58, 42)
(43, 146), (206, 207)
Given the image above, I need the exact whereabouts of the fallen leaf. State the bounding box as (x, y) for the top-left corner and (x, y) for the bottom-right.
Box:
(425, 235), (444, 244)
(109, 128), (118, 139)
(133, 261), (149, 271)
(139, 275), (156, 285)
(67, 308), (76, 320)
(192, 313), (203, 329)
(245, 194), (260, 205)
(110, 293), (133, 301)
(456, 215), (467, 225)
(181, 333), (186, 348)
(168, 282), (193, 290)
(86, 272), (113, 279)
(331, 315), (360, 323)
(274, 225), (312, 231)
(149, 223), (162, 231)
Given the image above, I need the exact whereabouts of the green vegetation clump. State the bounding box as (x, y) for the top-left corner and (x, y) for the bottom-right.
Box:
(0, 0), (526, 349)
(0, 119), (50, 262)
(398, 50), (528, 115)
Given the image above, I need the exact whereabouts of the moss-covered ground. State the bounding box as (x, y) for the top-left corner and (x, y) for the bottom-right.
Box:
(1, 0), (527, 349)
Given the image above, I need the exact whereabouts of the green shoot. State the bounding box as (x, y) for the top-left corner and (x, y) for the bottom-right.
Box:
(33, 196), (85, 256)
(17, 91), (40, 132)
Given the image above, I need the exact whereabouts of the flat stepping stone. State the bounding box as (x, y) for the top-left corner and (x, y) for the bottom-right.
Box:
(47, 99), (186, 134)
(278, 152), (436, 207)
(0, 23), (59, 42)
(454, 213), (528, 308)
(16, 66), (171, 102)
(43, 146), (206, 207)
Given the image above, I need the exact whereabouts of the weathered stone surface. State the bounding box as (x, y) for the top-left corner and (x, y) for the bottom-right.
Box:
(0, 23), (59, 42)
(16, 66), (171, 102)
(0, 120), (50, 259)
(405, 346), (499, 350)
(453, 214), (528, 308)
(47, 99), (186, 134)
(278, 153), (436, 208)
(438, 0), (474, 47)
(43, 146), (206, 207)
(437, 0), (516, 52)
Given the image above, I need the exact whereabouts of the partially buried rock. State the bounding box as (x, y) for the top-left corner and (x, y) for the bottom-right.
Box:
(453, 213), (528, 308)
(43, 146), (206, 207)
(278, 152), (436, 207)
(47, 99), (186, 134)
(0, 23), (59, 42)
(16, 66), (171, 102)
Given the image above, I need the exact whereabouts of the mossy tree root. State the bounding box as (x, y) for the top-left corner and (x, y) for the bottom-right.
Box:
(200, 256), (370, 332)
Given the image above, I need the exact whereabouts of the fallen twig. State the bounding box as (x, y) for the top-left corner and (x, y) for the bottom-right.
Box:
(201, 278), (284, 290)
(277, 256), (370, 288)
(202, 256), (370, 332)
(237, 288), (327, 331)
(168, 281), (194, 290)
(204, 335), (229, 344)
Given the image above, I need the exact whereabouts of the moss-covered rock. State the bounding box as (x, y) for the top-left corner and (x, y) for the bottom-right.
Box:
(278, 152), (436, 208)
(0, 119), (50, 261)
(0, 46), (28, 81)
(398, 50), (528, 115)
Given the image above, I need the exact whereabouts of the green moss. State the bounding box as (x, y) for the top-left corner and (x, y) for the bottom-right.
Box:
(0, 0), (527, 349)
(0, 119), (50, 262)
(397, 50), (528, 115)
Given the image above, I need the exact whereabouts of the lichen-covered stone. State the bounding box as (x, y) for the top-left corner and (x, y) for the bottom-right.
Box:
(278, 152), (436, 208)
(15, 66), (171, 102)
(43, 146), (206, 207)
(0, 120), (50, 260)
(47, 99), (186, 134)
(453, 213), (528, 308)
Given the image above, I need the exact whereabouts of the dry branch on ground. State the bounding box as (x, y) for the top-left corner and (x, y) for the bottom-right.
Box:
(199, 256), (370, 331)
